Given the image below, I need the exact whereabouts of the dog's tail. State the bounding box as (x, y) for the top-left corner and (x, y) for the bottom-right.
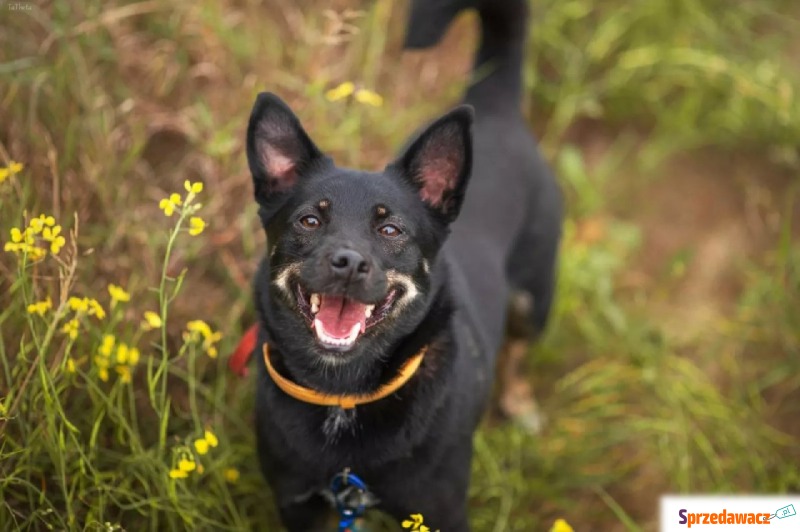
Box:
(404, 0), (529, 111)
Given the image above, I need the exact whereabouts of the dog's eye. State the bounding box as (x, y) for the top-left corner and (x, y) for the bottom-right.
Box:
(299, 215), (321, 229)
(378, 224), (401, 237)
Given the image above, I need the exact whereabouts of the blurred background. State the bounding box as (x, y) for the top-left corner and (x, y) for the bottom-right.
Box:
(1, 0), (798, 530)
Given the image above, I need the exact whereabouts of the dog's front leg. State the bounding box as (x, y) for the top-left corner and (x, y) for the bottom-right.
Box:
(377, 441), (474, 532)
(276, 493), (333, 532)
(381, 488), (470, 532)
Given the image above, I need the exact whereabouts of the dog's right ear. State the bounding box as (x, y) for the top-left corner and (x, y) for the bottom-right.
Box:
(246, 93), (324, 204)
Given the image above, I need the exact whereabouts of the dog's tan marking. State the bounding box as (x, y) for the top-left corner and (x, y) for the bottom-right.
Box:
(272, 263), (301, 299)
(375, 205), (387, 217)
(318, 199), (330, 210)
(386, 270), (420, 312)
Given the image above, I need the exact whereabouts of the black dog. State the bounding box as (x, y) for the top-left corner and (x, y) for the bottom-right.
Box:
(247, 0), (562, 529)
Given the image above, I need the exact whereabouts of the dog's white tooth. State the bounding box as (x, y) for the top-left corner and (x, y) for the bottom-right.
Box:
(365, 304), (374, 318)
(314, 318), (360, 347)
(311, 302), (319, 314)
(310, 293), (321, 306)
(313, 319), (325, 340)
(348, 322), (361, 342)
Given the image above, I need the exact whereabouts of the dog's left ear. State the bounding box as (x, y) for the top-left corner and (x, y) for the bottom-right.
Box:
(389, 106), (473, 222)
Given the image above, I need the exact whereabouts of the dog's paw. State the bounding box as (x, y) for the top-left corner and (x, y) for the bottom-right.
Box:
(499, 382), (546, 435)
(513, 403), (547, 435)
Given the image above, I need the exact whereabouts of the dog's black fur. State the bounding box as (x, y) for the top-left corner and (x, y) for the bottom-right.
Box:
(247, 0), (562, 530)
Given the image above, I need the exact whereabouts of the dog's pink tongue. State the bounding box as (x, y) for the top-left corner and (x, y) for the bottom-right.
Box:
(316, 295), (367, 338)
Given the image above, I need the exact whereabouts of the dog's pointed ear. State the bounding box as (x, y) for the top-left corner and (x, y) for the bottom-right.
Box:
(389, 105), (473, 222)
(246, 92), (324, 204)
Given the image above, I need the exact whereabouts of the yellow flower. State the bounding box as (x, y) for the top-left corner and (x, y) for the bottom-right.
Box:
(23, 228), (37, 245)
(116, 365), (131, 383)
(188, 217), (206, 236)
(96, 339), (140, 382)
(66, 296), (105, 319)
(61, 319), (80, 340)
(26, 297), (52, 316)
(187, 319), (212, 337)
(184, 180), (203, 194)
(185, 320), (222, 358)
(41, 223), (66, 254)
(550, 519), (574, 532)
(142, 311), (162, 330)
(116, 344), (129, 364)
(49, 234), (66, 254)
(402, 514), (425, 530)
(184, 320), (222, 358)
(354, 88), (384, 107)
(99, 334), (116, 357)
(194, 428), (219, 455)
(223, 468), (240, 483)
(178, 458), (196, 472)
(158, 193), (183, 217)
(128, 347), (140, 365)
(41, 224), (60, 241)
(194, 438), (209, 455)
(169, 469), (188, 479)
(68, 297), (89, 313)
(65, 357), (77, 374)
(29, 214), (55, 233)
(108, 284), (131, 307)
(0, 161), (21, 183)
(204, 430), (219, 448)
(207, 344), (220, 359)
(5, 223), (51, 261)
(88, 299), (105, 320)
(159, 198), (176, 216)
(325, 81), (355, 102)
(29, 247), (47, 261)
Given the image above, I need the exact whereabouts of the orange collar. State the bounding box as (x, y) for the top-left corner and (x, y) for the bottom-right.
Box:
(262, 343), (427, 409)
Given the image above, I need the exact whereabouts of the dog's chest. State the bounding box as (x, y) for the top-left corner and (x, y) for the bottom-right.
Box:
(322, 406), (358, 443)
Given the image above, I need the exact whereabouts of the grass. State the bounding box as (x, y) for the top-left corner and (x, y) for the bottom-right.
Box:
(1, 0), (799, 530)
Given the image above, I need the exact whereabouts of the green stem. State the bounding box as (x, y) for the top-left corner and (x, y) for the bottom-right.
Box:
(152, 209), (187, 452)
(188, 346), (201, 431)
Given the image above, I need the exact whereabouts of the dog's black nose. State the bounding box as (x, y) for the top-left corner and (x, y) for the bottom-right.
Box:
(330, 249), (369, 279)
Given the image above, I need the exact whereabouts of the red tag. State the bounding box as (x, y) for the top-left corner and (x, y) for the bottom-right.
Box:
(228, 324), (258, 377)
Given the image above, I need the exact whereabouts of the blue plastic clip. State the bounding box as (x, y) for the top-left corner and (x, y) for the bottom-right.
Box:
(330, 469), (370, 532)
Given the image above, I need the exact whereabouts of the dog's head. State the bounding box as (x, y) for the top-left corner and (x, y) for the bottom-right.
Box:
(246, 93), (472, 364)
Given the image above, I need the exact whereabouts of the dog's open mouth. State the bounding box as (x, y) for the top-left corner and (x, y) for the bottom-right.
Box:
(294, 285), (400, 350)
